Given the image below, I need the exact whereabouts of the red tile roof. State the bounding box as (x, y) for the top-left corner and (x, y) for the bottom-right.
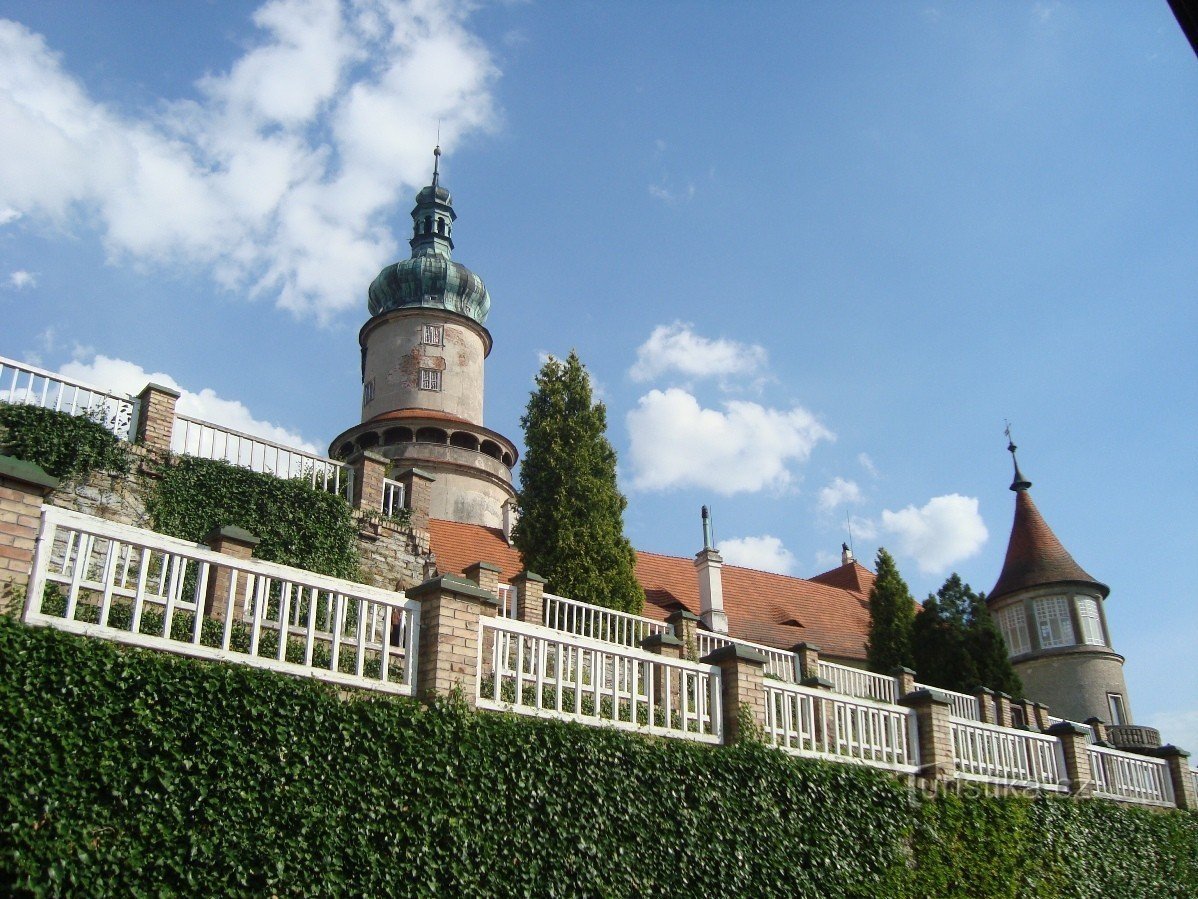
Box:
(366, 408), (472, 426)
(427, 518), (873, 661)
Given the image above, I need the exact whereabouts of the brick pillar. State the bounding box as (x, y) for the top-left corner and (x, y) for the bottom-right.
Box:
(642, 632), (685, 721)
(1151, 745), (1197, 810)
(792, 642), (821, 680)
(202, 526), (260, 622)
(463, 562), (501, 597)
(667, 608), (701, 661)
(511, 570), (545, 625)
(899, 688), (956, 786)
(892, 665), (916, 698)
(135, 383), (180, 456)
(1046, 721), (1094, 797)
(0, 456), (58, 614)
(347, 450), (388, 513)
(1031, 701), (1051, 731)
(395, 467), (435, 531)
(407, 573), (498, 708)
(1084, 717), (1110, 746)
(993, 693), (1014, 729)
(701, 643), (767, 745)
(974, 687), (996, 724)
(1012, 699), (1035, 729)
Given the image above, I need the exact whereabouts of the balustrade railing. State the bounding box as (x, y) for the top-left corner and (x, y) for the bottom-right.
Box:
(497, 584), (516, 619)
(764, 681), (918, 773)
(542, 592), (669, 648)
(818, 660), (898, 703)
(917, 683), (982, 721)
(0, 354), (139, 440)
(381, 477), (405, 516)
(950, 717), (1065, 790)
(1087, 745), (1173, 806)
(24, 506), (418, 695)
(173, 414), (351, 498)
(1046, 715), (1095, 743)
(696, 631), (799, 683)
(478, 617), (721, 743)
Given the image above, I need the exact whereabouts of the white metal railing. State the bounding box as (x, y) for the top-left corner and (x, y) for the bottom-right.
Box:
(173, 414), (351, 498)
(950, 717), (1065, 790)
(1087, 745), (1174, 806)
(1046, 715), (1095, 743)
(24, 506), (418, 695)
(818, 660), (898, 703)
(478, 616), (721, 743)
(497, 584), (516, 619)
(381, 477), (405, 516)
(0, 354), (139, 440)
(696, 631), (799, 683)
(764, 681), (918, 773)
(542, 592), (669, 648)
(917, 683), (982, 721)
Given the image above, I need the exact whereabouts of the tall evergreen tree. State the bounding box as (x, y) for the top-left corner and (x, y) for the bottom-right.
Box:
(967, 591), (1023, 698)
(512, 351), (643, 613)
(866, 548), (915, 672)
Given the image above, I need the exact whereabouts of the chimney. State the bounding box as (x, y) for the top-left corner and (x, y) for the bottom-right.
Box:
(841, 542), (854, 565)
(502, 500), (517, 545)
(695, 506), (728, 634)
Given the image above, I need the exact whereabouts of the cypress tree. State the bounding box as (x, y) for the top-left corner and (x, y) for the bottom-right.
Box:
(967, 591), (1023, 698)
(866, 548), (915, 672)
(512, 351), (643, 613)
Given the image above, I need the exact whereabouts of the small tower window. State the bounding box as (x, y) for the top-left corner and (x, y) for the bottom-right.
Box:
(996, 604), (1030, 656)
(1033, 596), (1075, 649)
(424, 216), (432, 234)
(1075, 596), (1105, 646)
(437, 217), (446, 234)
(1107, 693), (1127, 725)
(422, 324), (444, 346)
(419, 369), (442, 391)
(362, 378), (375, 406)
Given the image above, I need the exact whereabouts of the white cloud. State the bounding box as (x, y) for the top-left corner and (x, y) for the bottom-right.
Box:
(629, 322), (768, 383)
(1146, 709), (1198, 754)
(7, 269), (35, 289)
(818, 476), (863, 513)
(718, 535), (796, 575)
(880, 493), (988, 575)
(0, 1), (498, 322)
(647, 180), (695, 204)
(858, 452), (879, 478)
(848, 514), (878, 541)
(626, 387), (833, 494)
(59, 353), (318, 452)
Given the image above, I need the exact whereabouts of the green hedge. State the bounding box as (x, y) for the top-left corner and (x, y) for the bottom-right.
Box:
(0, 405), (131, 482)
(1, 618), (1195, 897)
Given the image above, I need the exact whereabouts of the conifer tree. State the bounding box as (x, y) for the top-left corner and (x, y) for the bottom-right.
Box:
(866, 548), (915, 672)
(512, 351), (644, 613)
(967, 591), (1023, 699)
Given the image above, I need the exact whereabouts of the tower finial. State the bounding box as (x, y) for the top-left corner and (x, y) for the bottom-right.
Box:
(1005, 421), (1032, 492)
(432, 143), (441, 190)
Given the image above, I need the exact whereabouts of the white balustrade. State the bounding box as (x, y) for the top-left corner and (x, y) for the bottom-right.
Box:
(818, 660), (898, 703)
(1045, 715), (1095, 743)
(477, 616), (721, 744)
(696, 631), (799, 683)
(950, 717), (1065, 790)
(173, 414), (351, 498)
(381, 477), (405, 516)
(917, 682), (982, 721)
(497, 584), (516, 619)
(764, 681), (918, 773)
(0, 354), (139, 440)
(1087, 745), (1174, 806)
(24, 506), (418, 695)
(542, 592), (669, 648)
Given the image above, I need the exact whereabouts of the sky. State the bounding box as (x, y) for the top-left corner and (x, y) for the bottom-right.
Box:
(1, 1), (1195, 746)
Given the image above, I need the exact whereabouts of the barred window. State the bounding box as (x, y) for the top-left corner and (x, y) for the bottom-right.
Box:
(997, 604), (1030, 656)
(362, 379), (375, 405)
(419, 368), (441, 391)
(1034, 596), (1075, 649)
(422, 324), (444, 346)
(1075, 596), (1105, 646)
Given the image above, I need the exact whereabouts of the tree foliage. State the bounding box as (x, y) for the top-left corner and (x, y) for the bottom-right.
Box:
(911, 573), (1022, 698)
(0, 404), (131, 482)
(866, 548), (915, 673)
(513, 352), (643, 613)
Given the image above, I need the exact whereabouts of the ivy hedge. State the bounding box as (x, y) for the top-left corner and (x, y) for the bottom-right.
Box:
(0, 404), (131, 482)
(1, 617), (1195, 898)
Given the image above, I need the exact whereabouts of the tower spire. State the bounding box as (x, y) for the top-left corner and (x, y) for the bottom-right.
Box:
(1005, 422), (1031, 492)
(432, 144), (441, 191)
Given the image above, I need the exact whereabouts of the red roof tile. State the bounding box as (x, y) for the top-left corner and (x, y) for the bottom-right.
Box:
(427, 519), (873, 661)
(366, 408), (472, 426)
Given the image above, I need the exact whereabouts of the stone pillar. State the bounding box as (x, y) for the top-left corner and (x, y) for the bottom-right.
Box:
(347, 450), (388, 513)
(892, 665), (916, 698)
(1084, 717), (1110, 746)
(135, 383), (180, 456)
(202, 526), (260, 622)
(694, 546), (728, 634)
(642, 632), (685, 722)
(1046, 721), (1094, 797)
(974, 687), (996, 724)
(701, 643), (767, 745)
(407, 573), (498, 708)
(395, 467), (435, 531)
(792, 642), (821, 681)
(463, 561), (501, 597)
(667, 608), (701, 660)
(899, 688), (956, 786)
(993, 693), (1014, 729)
(1151, 746), (1197, 810)
(511, 570), (545, 625)
(0, 456), (58, 614)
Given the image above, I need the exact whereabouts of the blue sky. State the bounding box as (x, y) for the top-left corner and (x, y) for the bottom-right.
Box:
(1, 1), (1195, 744)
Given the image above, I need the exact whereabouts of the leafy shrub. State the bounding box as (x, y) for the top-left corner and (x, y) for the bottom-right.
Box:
(0, 404), (131, 482)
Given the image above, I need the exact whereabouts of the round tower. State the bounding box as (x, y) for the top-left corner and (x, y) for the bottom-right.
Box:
(987, 441), (1156, 749)
(330, 148), (517, 528)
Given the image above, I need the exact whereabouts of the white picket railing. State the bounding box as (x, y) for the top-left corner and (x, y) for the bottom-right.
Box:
(1046, 715), (1095, 743)
(0, 354), (139, 440)
(764, 681), (918, 773)
(542, 592), (669, 648)
(696, 631), (799, 683)
(173, 414), (351, 498)
(478, 616), (721, 744)
(497, 584), (516, 619)
(381, 477), (405, 516)
(24, 506), (419, 695)
(950, 717), (1065, 790)
(818, 660), (898, 703)
(1087, 745), (1174, 806)
(917, 682), (982, 721)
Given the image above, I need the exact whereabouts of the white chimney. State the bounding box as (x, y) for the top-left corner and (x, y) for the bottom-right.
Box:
(695, 506), (728, 634)
(841, 542), (854, 565)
